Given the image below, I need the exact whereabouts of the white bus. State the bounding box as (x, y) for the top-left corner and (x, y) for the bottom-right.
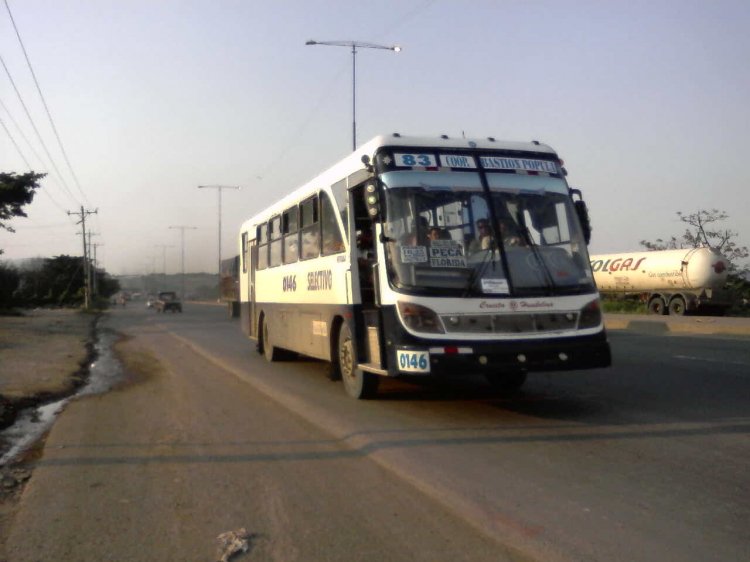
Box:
(238, 134), (611, 398)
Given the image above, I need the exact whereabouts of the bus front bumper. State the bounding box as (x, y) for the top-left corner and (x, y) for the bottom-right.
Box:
(386, 331), (612, 377)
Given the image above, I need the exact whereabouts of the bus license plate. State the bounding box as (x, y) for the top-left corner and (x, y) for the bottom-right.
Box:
(397, 350), (430, 373)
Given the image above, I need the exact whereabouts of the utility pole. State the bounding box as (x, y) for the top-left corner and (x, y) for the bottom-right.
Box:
(168, 225), (197, 301)
(154, 244), (174, 292)
(197, 185), (240, 300)
(87, 231), (99, 297)
(68, 206), (97, 309)
(90, 242), (103, 297)
(306, 40), (401, 151)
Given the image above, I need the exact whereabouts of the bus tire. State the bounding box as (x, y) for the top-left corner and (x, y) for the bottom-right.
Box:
(262, 317), (281, 362)
(339, 324), (378, 399)
(486, 371), (527, 395)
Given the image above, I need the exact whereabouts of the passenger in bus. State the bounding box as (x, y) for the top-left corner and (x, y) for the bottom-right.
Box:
(428, 227), (451, 241)
(500, 219), (525, 247)
(356, 229), (374, 259)
(301, 229), (320, 259)
(469, 218), (523, 253)
(468, 219), (493, 253)
(357, 229), (375, 288)
(401, 216), (430, 246)
(323, 233), (344, 254)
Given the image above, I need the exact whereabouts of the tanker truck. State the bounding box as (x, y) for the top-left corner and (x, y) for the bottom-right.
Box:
(590, 247), (730, 315)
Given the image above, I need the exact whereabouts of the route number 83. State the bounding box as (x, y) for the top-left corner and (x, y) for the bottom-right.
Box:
(395, 153), (436, 168)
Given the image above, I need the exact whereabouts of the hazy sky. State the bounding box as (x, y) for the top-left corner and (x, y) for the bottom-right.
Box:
(1, 0), (749, 275)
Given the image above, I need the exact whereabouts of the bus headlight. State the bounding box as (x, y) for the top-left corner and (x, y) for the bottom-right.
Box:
(578, 299), (602, 329)
(397, 301), (445, 334)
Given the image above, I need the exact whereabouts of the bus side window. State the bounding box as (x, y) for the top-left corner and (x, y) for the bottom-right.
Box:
(283, 206), (299, 264)
(321, 192), (344, 256)
(300, 195), (320, 260)
(257, 223), (268, 270)
(269, 216), (282, 267)
(242, 232), (248, 273)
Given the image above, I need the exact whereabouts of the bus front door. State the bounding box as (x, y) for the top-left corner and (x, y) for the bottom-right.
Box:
(249, 241), (257, 338)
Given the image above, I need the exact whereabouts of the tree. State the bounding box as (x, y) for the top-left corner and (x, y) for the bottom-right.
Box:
(14, 255), (85, 306)
(0, 172), (46, 231)
(640, 209), (749, 273)
(95, 269), (121, 300)
(0, 171), (46, 255)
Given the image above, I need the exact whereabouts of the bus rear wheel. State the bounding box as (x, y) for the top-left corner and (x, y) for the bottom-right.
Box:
(262, 318), (281, 362)
(338, 324), (378, 399)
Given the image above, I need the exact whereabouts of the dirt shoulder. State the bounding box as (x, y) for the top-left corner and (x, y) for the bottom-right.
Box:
(0, 309), (96, 558)
(604, 312), (750, 336)
(0, 309), (96, 429)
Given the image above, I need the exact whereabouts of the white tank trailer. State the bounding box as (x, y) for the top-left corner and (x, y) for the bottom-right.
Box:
(590, 247), (731, 315)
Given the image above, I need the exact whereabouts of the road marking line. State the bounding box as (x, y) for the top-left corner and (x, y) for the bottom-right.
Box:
(673, 355), (748, 367)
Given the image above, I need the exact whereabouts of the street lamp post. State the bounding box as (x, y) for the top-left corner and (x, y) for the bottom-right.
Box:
(154, 244), (174, 277)
(168, 225), (197, 301)
(198, 185), (241, 300)
(306, 39), (401, 151)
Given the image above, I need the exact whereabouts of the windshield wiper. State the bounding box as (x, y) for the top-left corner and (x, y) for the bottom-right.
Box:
(516, 213), (557, 295)
(462, 244), (497, 297)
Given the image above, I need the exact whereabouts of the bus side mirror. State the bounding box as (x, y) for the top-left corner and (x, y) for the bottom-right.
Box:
(575, 200), (592, 245)
(364, 182), (381, 220)
(569, 188), (592, 245)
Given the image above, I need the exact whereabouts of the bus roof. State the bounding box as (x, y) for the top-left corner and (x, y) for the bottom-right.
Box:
(240, 134), (559, 235)
(358, 133), (557, 155)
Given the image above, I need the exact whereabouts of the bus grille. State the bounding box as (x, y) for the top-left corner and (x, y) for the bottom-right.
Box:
(439, 313), (579, 334)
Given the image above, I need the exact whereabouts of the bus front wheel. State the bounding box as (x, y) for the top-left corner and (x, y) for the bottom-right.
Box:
(338, 324), (379, 399)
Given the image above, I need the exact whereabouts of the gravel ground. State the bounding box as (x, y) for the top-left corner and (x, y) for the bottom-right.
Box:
(0, 308), (96, 431)
(0, 308), (97, 553)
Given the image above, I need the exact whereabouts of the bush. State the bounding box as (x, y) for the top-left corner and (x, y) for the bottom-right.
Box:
(0, 262), (20, 309)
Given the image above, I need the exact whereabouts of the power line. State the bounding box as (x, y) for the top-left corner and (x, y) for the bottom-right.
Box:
(0, 113), (30, 169)
(0, 54), (79, 206)
(0, 96), (48, 170)
(0, 114), (67, 213)
(255, 63), (349, 183)
(3, 0), (88, 204)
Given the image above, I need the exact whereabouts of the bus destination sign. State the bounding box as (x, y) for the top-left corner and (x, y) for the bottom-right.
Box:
(479, 156), (558, 174)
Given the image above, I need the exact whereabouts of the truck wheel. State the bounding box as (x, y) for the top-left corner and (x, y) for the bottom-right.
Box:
(339, 324), (378, 399)
(669, 296), (686, 316)
(648, 296), (667, 315)
(486, 372), (527, 395)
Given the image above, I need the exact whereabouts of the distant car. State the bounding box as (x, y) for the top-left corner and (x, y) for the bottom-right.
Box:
(154, 291), (182, 313)
(145, 296), (157, 308)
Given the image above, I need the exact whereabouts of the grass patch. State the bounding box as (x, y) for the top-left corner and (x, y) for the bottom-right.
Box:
(600, 298), (648, 314)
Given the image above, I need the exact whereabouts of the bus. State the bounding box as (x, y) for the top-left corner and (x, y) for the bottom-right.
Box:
(238, 134), (611, 399)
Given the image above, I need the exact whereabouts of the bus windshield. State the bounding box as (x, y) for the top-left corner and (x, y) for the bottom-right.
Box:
(380, 170), (596, 297)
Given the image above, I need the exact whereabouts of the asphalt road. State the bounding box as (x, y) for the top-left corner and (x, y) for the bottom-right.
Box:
(5, 304), (750, 561)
